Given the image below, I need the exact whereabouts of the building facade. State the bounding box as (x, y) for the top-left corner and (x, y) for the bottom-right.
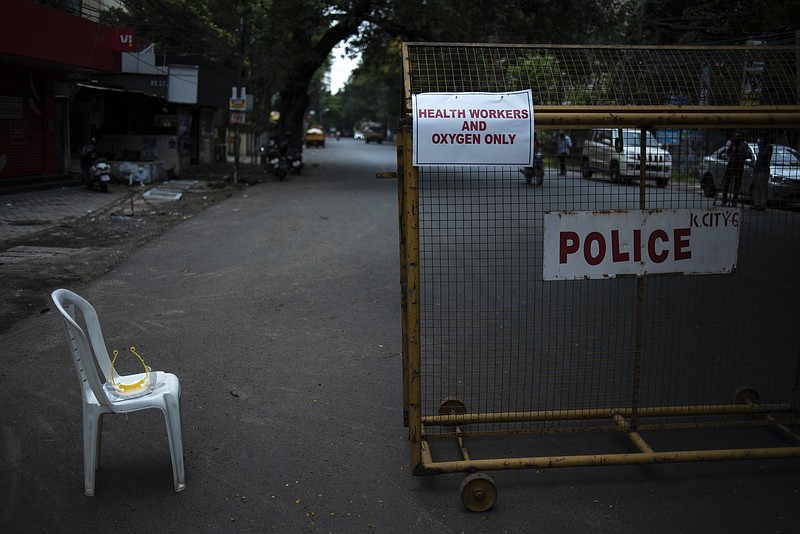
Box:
(0, 0), (233, 191)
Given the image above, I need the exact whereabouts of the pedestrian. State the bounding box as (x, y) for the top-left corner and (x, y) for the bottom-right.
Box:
(79, 137), (97, 184)
(557, 132), (572, 175)
(752, 136), (772, 210)
(720, 136), (749, 207)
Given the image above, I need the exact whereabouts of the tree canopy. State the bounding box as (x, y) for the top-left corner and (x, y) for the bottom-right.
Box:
(103, 0), (799, 145)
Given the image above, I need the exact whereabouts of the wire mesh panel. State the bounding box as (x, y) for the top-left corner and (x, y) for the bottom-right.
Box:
(403, 43), (799, 106)
(399, 43), (800, 490)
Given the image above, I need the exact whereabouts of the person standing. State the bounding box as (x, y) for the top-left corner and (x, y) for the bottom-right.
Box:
(752, 137), (772, 210)
(720, 136), (749, 207)
(557, 132), (572, 175)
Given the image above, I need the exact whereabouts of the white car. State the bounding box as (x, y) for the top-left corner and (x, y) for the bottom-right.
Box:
(698, 143), (800, 205)
(353, 130), (365, 140)
(581, 128), (672, 187)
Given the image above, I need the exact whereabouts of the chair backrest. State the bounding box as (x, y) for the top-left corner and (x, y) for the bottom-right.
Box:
(51, 289), (114, 406)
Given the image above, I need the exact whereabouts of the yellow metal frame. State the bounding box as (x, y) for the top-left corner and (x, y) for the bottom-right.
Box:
(418, 404), (800, 475)
(397, 42), (800, 482)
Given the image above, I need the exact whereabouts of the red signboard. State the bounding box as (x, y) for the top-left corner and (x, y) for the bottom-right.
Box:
(0, 0), (122, 72)
(110, 28), (136, 52)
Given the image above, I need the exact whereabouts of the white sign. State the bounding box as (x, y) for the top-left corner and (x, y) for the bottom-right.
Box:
(543, 209), (740, 280)
(412, 91), (534, 166)
(168, 65), (198, 104)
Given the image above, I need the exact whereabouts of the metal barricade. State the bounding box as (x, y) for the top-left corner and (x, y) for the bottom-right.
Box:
(397, 43), (800, 511)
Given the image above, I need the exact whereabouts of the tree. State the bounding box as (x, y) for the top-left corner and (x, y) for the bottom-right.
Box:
(329, 0), (632, 129)
(105, 1), (377, 150)
(627, 0), (800, 44)
(327, 37), (401, 134)
(105, 0), (633, 151)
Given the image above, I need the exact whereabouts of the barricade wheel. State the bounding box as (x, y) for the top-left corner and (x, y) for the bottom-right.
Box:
(438, 397), (467, 424)
(733, 386), (760, 404)
(460, 473), (497, 512)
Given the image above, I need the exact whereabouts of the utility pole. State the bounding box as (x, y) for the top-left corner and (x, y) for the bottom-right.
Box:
(233, 15), (244, 183)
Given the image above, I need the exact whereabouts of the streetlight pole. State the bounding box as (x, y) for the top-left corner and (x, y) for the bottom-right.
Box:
(233, 15), (244, 183)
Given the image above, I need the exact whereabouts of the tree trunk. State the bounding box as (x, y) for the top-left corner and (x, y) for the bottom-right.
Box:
(279, 82), (310, 151)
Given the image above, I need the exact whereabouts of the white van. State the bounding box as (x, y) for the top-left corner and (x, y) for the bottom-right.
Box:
(581, 128), (672, 187)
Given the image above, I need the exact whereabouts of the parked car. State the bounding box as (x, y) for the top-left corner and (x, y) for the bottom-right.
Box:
(697, 143), (800, 205)
(581, 128), (672, 187)
(305, 126), (325, 148)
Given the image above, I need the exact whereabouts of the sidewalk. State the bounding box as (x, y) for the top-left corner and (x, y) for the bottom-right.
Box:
(0, 161), (262, 246)
(0, 186), (130, 243)
(0, 174), (245, 333)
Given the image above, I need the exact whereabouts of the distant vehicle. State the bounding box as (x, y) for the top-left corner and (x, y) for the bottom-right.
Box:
(519, 141), (544, 186)
(364, 127), (384, 144)
(581, 128), (672, 187)
(353, 130), (365, 140)
(698, 143), (800, 205)
(305, 126), (325, 148)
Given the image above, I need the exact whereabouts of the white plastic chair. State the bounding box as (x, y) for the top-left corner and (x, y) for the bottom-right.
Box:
(51, 288), (186, 496)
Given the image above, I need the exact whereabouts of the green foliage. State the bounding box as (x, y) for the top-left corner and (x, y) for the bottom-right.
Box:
(506, 53), (562, 105)
(331, 0), (633, 128)
(325, 37), (401, 132)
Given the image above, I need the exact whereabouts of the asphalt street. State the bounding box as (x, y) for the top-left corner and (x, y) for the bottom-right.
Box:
(1, 138), (798, 533)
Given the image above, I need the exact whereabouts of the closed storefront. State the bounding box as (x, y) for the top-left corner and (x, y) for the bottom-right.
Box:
(0, 71), (51, 180)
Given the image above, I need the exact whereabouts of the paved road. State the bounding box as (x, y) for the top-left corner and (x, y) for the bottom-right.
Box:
(1, 138), (798, 532)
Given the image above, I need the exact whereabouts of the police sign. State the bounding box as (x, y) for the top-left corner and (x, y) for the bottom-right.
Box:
(543, 209), (740, 280)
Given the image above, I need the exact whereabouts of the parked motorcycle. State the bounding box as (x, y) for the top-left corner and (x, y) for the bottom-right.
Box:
(284, 145), (303, 174)
(84, 153), (112, 192)
(263, 139), (287, 180)
(520, 144), (544, 186)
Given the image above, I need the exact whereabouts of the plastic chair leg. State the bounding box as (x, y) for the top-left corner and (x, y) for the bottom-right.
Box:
(162, 393), (186, 492)
(82, 405), (104, 497)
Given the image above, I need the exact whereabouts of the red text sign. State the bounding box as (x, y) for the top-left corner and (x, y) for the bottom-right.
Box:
(412, 91), (534, 166)
(543, 209), (740, 280)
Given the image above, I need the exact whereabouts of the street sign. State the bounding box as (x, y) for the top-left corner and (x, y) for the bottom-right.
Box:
(229, 98), (247, 111)
(229, 112), (246, 125)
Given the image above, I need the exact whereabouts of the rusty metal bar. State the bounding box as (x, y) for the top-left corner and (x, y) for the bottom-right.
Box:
(758, 412), (800, 444)
(455, 426), (471, 462)
(628, 127), (648, 428)
(614, 413), (655, 454)
(424, 418), (798, 440)
(400, 42), (423, 454)
(405, 161), (421, 452)
(421, 404), (795, 426)
(403, 41), (800, 52)
(531, 107), (800, 128)
(420, 447), (800, 475)
(396, 121), (410, 428)
(418, 436), (435, 475)
(402, 105), (800, 128)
